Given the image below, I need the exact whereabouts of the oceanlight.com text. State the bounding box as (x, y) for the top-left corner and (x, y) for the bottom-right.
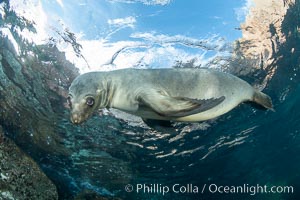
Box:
(207, 184), (294, 196)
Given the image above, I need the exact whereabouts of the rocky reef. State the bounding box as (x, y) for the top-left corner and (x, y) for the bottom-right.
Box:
(0, 1), (76, 198)
(0, 125), (58, 199)
(0, 41), (78, 152)
(230, 0), (297, 88)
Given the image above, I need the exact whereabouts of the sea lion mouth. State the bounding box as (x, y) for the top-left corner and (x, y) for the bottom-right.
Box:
(70, 113), (86, 125)
(71, 118), (83, 125)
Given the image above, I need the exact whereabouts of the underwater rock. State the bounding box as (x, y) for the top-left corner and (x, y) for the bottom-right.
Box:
(0, 32), (78, 155)
(0, 126), (58, 200)
(0, 1), (78, 157)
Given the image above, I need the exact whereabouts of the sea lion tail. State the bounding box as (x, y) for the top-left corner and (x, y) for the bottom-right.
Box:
(253, 90), (275, 111)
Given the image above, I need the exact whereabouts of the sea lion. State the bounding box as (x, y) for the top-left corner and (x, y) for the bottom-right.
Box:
(67, 68), (273, 125)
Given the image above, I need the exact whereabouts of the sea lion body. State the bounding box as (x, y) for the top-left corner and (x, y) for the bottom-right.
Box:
(68, 68), (273, 124)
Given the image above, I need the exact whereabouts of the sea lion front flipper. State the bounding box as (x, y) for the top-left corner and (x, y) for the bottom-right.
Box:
(138, 90), (225, 117)
(170, 96), (226, 117)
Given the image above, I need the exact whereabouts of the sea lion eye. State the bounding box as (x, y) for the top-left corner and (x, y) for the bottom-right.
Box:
(67, 96), (72, 108)
(86, 97), (95, 107)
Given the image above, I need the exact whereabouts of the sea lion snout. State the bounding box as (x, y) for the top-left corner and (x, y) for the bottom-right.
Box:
(70, 112), (83, 124)
(68, 98), (94, 124)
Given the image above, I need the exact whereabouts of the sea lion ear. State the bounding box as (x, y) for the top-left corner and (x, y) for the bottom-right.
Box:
(96, 88), (106, 96)
(96, 89), (102, 94)
(96, 88), (108, 108)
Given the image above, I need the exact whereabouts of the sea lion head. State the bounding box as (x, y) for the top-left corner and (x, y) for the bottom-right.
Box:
(68, 72), (108, 124)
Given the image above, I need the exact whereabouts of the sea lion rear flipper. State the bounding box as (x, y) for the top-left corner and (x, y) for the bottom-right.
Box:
(138, 91), (225, 117)
(253, 90), (275, 111)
